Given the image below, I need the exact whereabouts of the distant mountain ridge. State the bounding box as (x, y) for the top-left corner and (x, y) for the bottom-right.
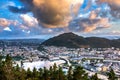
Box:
(0, 39), (44, 47)
(41, 32), (120, 48)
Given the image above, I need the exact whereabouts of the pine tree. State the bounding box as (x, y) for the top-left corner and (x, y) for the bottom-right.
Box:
(14, 64), (21, 80)
(53, 63), (57, 72)
(58, 67), (67, 80)
(3, 54), (14, 80)
(49, 66), (53, 80)
(91, 73), (100, 80)
(32, 67), (38, 80)
(0, 55), (6, 80)
(0, 55), (2, 67)
(107, 68), (118, 80)
(26, 68), (32, 79)
(51, 63), (59, 80)
(43, 67), (50, 80)
(38, 68), (44, 80)
(20, 69), (26, 80)
(72, 66), (89, 80)
(21, 61), (23, 68)
(67, 66), (73, 80)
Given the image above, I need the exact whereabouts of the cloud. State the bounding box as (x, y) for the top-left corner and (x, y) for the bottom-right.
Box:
(80, 18), (110, 32)
(4, 27), (12, 32)
(0, 17), (36, 35)
(8, 6), (30, 13)
(0, 18), (20, 32)
(0, 18), (18, 29)
(20, 14), (38, 27)
(98, 0), (120, 6)
(89, 11), (97, 20)
(10, 0), (83, 28)
(97, 0), (120, 18)
(0, 17), (55, 36)
(69, 10), (110, 32)
(0, 18), (10, 27)
(70, 10), (110, 32)
(0, 18), (21, 33)
(1, 1), (15, 9)
(7, 0), (114, 34)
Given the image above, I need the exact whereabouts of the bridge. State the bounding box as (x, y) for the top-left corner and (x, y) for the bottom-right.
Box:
(59, 56), (71, 66)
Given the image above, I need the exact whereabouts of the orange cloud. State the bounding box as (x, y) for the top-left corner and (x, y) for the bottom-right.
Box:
(78, 17), (110, 32)
(89, 11), (97, 20)
(21, 0), (83, 28)
(0, 18), (10, 27)
(99, 0), (120, 6)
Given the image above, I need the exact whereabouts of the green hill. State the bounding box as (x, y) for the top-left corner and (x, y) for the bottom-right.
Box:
(41, 32), (120, 48)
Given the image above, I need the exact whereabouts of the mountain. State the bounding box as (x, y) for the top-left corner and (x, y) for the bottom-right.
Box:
(111, 39), (120, 48)
(86, 37), (111, 48)
(41, 32), (120, 48)
(41, 32), (89, 48)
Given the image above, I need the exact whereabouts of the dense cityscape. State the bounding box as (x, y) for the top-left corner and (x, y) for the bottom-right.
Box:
(0, 39), (120, 80)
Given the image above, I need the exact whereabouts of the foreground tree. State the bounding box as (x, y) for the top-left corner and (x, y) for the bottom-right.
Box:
(58, 67), (67, 80)
(26, 68), (32, 79)
(51, 63), (59, 80)
(91, 73), (100, 80)
(38, 68), (44, 80)
(32, 67), (38, 80)
(43, 67), (50, 80)
(0, 55), (6, 80)
(67, 66), (73, 80)
(0, 54), (106, 80)
(3, 54), (14, 80)
(72, 66), (89, 80)
(107, 68), (118, 80)
(14, 64), (21, 80)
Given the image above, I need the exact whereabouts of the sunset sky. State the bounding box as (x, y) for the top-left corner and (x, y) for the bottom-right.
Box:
(0, 0), (120, 39)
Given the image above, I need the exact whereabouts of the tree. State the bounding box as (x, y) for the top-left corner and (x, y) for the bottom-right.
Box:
(49, 66), (53, 80)
(32, 67), (38, 79)
(3, 54), (14, 80)
(0, 55), (6, 80)
(14, 64), (21, 80)
(53, 63), (57, 72)
(58, 67), (67, 80)
(38, 68), (44, 80)
(72, 66), (89, 80)
(51, 63), (59, 80)
(19, 69), (26, 80)
(91, 73), (100, 80)
(67, 66), (73, 80)
(5, 54), (12, 63)
(26, 68), (32, 79)
(107, 68), (118, 80)
(43, 67), (49, 80)
(37, 45), (47, 53)
(0, 55), (2, 67)
(21, 61), (23, 68)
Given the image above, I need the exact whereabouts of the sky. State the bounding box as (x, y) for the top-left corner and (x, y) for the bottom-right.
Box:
(0, 0), (120, 39)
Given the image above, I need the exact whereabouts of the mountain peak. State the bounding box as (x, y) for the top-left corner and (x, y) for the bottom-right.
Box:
(57, 32), (78, 37)
(41, 33), (120, 48)
(41, 32), (89, 48)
